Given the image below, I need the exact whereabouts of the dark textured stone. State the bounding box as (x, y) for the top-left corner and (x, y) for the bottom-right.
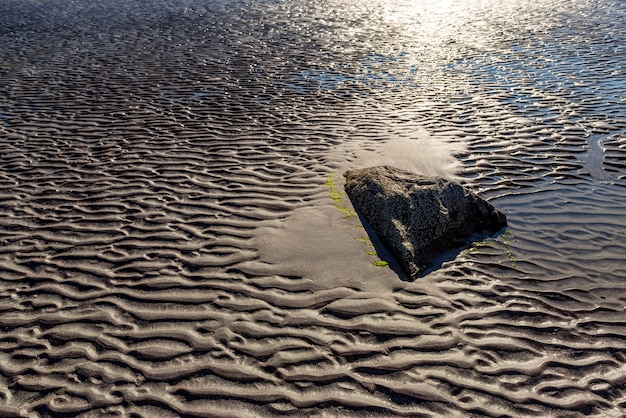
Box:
(344, 166), (507, 279)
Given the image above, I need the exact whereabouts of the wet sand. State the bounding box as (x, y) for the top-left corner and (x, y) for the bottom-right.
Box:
(1, 0), (625, 416)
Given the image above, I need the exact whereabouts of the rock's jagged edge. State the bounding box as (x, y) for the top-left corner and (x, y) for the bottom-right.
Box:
(344, 166), (507, 279)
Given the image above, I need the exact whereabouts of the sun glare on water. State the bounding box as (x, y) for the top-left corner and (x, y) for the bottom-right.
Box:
(379, 0), (501, 54)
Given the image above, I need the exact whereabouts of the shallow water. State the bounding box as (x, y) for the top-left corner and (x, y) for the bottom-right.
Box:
(1, 0), (625, 416)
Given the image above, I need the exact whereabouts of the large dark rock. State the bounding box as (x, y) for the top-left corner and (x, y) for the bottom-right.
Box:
(344, 166), (507, 279)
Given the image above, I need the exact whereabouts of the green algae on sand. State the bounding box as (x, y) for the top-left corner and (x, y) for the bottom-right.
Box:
(325, 173), (389, 268)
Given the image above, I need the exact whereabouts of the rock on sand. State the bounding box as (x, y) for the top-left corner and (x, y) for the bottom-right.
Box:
(344, 166), (507, 279)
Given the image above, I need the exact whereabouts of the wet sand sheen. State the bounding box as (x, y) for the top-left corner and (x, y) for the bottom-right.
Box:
(1, 0), (626, 417)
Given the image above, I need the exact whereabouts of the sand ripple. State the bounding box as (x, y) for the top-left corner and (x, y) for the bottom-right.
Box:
(1, 0), (625, 416)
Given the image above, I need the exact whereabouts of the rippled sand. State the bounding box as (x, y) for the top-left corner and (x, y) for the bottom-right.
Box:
(1, 0), (625, 416)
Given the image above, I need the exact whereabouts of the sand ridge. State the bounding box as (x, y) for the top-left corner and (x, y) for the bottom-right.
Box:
(1, 0), (626, 416)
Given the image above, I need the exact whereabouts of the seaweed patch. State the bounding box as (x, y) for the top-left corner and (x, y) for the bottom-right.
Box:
(325, 173), (389, 267)
(325, 174), (357, 218)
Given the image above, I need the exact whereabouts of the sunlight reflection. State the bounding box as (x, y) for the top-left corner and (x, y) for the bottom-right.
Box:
(382, 0), (474, 47)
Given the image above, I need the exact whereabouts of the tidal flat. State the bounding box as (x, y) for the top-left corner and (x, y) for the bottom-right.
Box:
(0, 0), (625, 416)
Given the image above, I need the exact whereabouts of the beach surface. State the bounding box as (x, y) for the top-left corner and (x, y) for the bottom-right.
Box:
(1, 0), (625, 416)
